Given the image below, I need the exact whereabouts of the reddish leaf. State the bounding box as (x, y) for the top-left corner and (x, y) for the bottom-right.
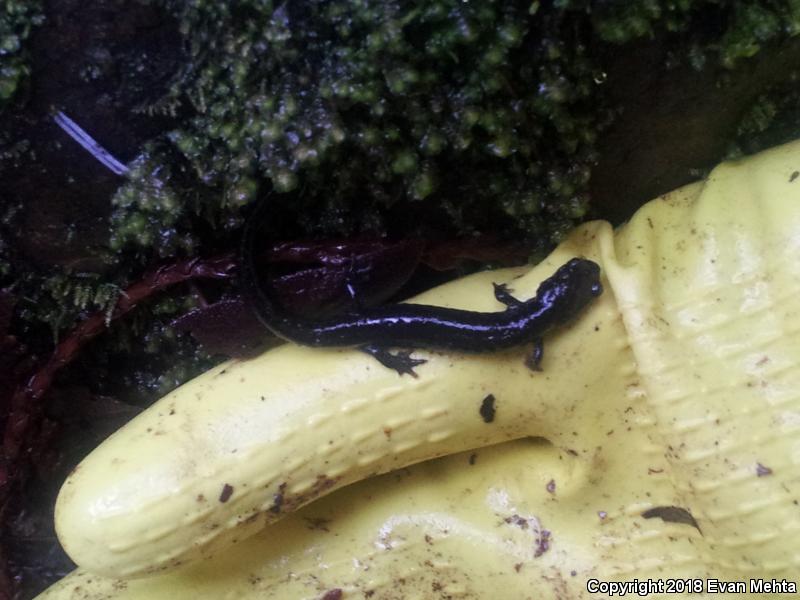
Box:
(176, 240), (427, 358)
(0, 255), (239, 599)
(256, 239), (425, 316)
(423, 237), (529, 271)
(172, 297), (269, 358)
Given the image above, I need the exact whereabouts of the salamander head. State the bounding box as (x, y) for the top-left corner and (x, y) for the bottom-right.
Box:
(535, 258), (603, 323)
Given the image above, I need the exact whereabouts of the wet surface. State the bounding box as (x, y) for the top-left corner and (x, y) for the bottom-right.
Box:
(2, 3), (800, 598)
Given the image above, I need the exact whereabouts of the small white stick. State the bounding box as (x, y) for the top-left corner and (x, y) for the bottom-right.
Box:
(53, 111), (130, 176)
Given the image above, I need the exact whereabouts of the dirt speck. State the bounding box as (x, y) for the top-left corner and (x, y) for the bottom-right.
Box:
(641, 506), (701, 532)
(756, 462), (773, 477)
(534, 529), (550, 557)
(219, 483), (234, 503)
(479, 394), (496, 423)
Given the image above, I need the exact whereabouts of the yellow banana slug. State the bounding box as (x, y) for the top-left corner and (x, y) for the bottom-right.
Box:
(43, 140), (800, 598)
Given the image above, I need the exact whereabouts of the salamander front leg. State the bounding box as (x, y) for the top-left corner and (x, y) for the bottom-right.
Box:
(493, 282), (523, 308)
(360, 344), (427, 377)
(524, 338), (544, 372)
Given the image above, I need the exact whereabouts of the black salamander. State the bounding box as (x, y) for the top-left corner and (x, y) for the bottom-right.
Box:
(240, 203), (602, 376)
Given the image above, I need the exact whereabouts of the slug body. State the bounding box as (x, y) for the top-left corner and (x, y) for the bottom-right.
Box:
(241, 202), (603, 363)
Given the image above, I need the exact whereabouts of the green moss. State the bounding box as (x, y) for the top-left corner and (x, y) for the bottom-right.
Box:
(590, 0), (800, 65)
(76, 309), (216, 401)
(5, 0), (800, 403)
(8, 269), (120, 343)
(727, 75), (800, 158)
(718, 2), (798, 68)
(0, 0), (44, 110)
(104, 0), (800, 260)
(110, 150), (200, 256)
(114, 0), (612, 253)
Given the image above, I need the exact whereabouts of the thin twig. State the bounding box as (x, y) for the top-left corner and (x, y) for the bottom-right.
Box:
(0, 254), (237, 599)
(53, 111), (130, 176)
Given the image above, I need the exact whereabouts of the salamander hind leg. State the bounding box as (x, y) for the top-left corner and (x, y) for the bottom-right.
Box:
(360, 344), (427, 377)
(524, 338), (544, 372)
(492, 282), (523, 308)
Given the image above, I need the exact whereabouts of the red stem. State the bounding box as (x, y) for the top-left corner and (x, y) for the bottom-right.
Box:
(0, 254), (237, 598)
(3, 254), (237, 464)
